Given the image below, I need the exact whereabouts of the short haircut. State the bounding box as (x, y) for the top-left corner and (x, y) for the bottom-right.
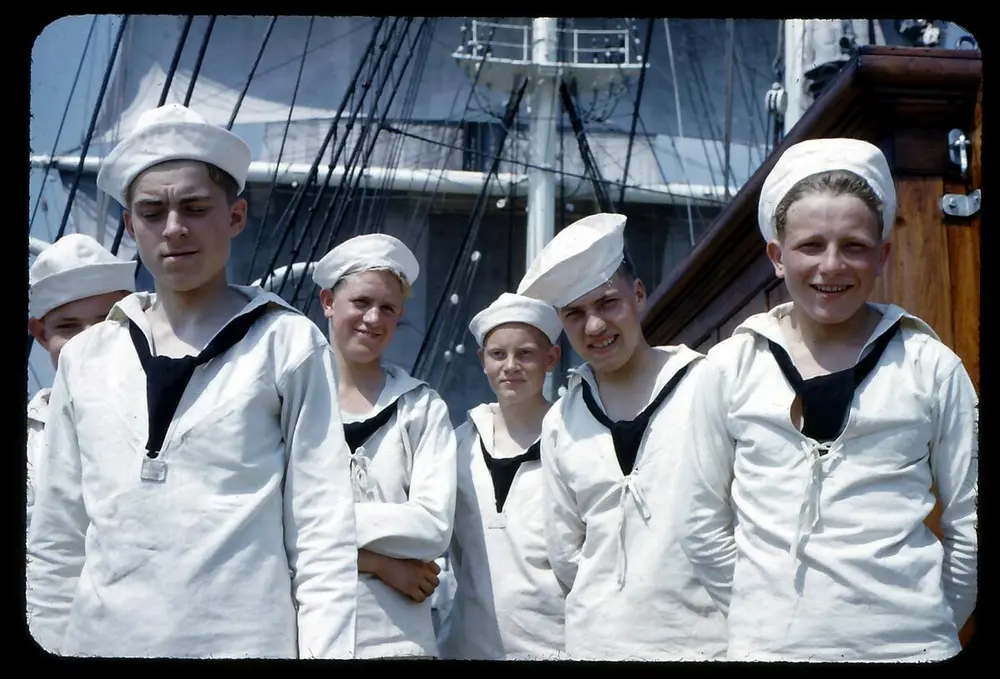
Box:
(125, 160), (240, 209)
(773, 169), (883, 241)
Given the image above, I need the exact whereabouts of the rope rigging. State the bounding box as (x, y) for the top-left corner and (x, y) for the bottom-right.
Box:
(294, 20), (431, 313)
(183, 16), (217, 107)
(243, 16), (314, 286)
(248, 17), (392, 288)
(30, 15), (129, 356)
(397, 24), (498, 254)
(411, 77), (529, 379)
(278, 19), (418, 306)
(226, 16), (279, 131)
(618, 17), (655, 208)
(54, 16), (130, 243)
(350, 18), (437, 241)
(29, 14), (99, 238)
(559, 81), (615, 213)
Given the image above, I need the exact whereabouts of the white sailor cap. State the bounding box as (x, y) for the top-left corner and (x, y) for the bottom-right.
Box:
(28, 233), (135, 320)
(312, 233), (420, 291)
(758, 137), (896, 242)
(97, 103), (252, 209)
(468, 292), (563, 347)
(516, 213), (627, 308)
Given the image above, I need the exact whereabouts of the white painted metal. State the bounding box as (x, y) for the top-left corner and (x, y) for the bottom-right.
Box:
(29, 154), (735, 207)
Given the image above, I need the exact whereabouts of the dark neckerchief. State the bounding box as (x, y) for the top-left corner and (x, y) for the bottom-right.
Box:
(767, 320), (901, 445)
(478, 434), (541, 514)
(580, 363), (692, 477)
(343, 398), (402, 454)
(127, 303), (271, 460)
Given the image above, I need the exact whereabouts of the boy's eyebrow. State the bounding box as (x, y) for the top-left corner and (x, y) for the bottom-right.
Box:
(560, 289), (616, 314)
(133, 193), (214, 206)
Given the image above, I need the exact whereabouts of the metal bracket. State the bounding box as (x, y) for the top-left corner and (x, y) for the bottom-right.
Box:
(948, 128), (971, 178)
(940, 189), (981, 218)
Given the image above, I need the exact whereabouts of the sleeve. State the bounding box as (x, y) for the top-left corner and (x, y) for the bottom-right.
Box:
(25, 354), (88, 654)
(673, 358), (739, 617)
(541, 403), (585, 593)
(354, 388), (457, 562)
(278, 341), (359, 659)
(445, 421), (475, 576)
(929, 361), (979, 629)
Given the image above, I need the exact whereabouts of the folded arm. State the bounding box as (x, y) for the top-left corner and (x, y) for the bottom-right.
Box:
(355, 389), (458, 562)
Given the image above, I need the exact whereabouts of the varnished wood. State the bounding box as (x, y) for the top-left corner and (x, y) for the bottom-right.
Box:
(941, 81), (982, 394)
(718, 289), (768, 342)
(890, 128), (952, 175)
(870, 178), (955, 347)
(642, 47), (982, 346)
(640, 45), (981, 649)
(766, 281), (792, 310)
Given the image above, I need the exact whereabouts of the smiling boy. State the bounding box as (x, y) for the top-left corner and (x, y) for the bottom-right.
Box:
(516, 213), (727, 661)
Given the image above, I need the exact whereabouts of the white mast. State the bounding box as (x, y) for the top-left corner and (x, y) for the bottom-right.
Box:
(451, 19), (647, 398)
(524, 18), (559, 274)
(782, 19), (808, 135)
(526, 19), (560, 401)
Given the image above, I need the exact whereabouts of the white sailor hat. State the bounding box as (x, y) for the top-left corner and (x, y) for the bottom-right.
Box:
(468, 292), (563, 347)
(312, 233), (420, 291)
(516, 213), (627, 308)
(28, 233), (135, 319)
(96, 103), (252, 209)
(758, 137), (896, 242)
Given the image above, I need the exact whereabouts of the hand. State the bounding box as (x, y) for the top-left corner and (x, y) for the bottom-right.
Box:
(359, 549), (441, 603)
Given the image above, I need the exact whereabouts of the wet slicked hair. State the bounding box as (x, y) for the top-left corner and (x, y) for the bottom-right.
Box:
(773, 169), (883, 241)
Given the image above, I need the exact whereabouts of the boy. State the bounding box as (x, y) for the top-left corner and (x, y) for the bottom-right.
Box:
(27, 233), (135, 528)
(26, 104), (359, 659)
(516, 213), (727, 660)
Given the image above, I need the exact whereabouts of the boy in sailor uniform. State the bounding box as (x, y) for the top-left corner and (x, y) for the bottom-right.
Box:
(675, 138), (978, 662)
(439, 292), (567, 660)
(26, 104), (358, 659)
(313, 233), (458, 659)
(516, 213), (728, 661)
(27, 234), (135, 531)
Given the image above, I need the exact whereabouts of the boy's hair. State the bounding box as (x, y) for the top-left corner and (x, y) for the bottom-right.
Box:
(482, 322), (554, 352)
(331, 265), (414, 301)
(773, 169), (883, 240)
(125, 160), (240, 209)
(614, 257), (636, 284)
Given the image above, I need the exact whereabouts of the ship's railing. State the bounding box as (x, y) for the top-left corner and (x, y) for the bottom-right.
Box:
(455, 19), (640, 66)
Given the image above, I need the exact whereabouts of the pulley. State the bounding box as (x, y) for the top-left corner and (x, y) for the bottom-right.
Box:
(765, 82), (787, 115)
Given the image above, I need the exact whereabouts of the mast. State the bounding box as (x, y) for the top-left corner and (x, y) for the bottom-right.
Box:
(782, 19), (808, 135)
(452, 18), (647, 398)
(525, 18), (558, 275)
(527, 18), (559, 400)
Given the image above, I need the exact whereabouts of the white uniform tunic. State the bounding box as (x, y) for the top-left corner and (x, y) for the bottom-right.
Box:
(345, 364), (457, 659)
(441, 404), (566, 660)
(542, 346), (729, 661)
(26, 388), (51, 530)
(676, 302), (978, 662)
(25, 286), (359, 659)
